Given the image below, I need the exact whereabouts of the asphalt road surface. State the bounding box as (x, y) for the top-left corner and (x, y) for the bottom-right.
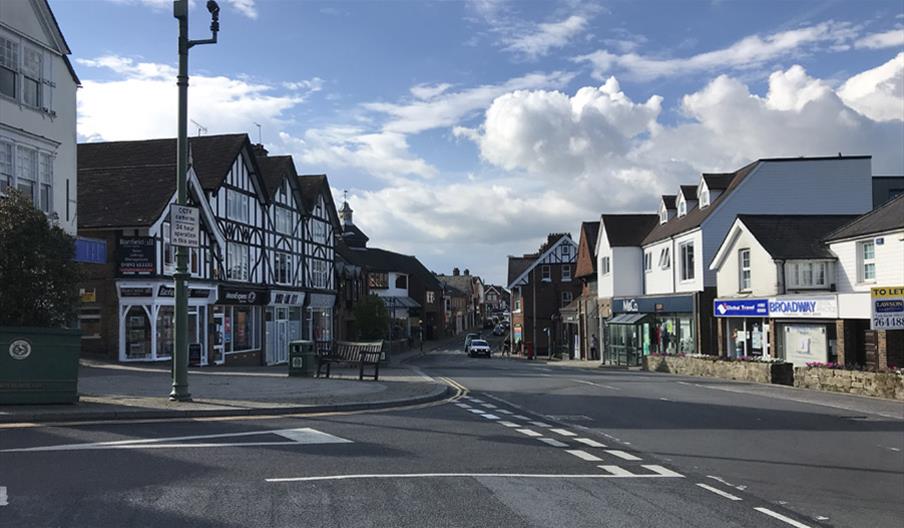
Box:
(2, 345), (902, 528)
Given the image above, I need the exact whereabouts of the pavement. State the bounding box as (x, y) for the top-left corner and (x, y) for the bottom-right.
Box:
(0, 338), (458, 424)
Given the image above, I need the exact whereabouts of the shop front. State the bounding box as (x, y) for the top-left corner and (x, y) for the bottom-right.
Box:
(116, 281), (216, 364)
(713, 299), (769, 358)
(306, 293), (335, 354)
(768, 295), (838, 366)
(265, 290), (305, 365)
(607, 294), (696, 365)
(213, 284), (269, 366)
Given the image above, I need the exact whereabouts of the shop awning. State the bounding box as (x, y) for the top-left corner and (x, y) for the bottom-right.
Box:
(608, 313), (647, 325)
(378, 296), (421, 309)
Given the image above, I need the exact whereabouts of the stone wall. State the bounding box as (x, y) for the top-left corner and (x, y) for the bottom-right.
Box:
(794, 367), (904, 400)
(643, 355), (793, 385)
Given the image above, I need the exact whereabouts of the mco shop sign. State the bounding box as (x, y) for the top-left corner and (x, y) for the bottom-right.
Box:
(768, 296), (837, 319)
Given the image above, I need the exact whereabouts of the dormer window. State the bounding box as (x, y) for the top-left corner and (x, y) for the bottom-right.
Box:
(659, 206), (668, 224)
(699, 188), (710, 208)
(678, 199), (687, 217)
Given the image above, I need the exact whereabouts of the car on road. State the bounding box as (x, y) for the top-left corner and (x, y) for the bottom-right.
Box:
(492, 324), (506, 336)
(466, 339), (492, 357)
(463, 333), (480, 352)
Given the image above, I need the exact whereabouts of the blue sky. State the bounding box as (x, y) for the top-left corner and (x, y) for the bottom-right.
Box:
(52, 0), (904, 284)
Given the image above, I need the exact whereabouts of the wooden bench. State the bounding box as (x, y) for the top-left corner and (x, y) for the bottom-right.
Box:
(316, 341), (384, 381)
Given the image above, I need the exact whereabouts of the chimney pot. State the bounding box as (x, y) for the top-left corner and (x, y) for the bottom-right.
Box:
(453, 267), (460, 276)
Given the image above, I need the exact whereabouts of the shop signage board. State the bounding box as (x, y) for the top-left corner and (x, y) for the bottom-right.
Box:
(217, 286), (270, 305)
(767, 296), (837, 319)
(714, 299), (768, 317)
(613, 295), (694, 314)
(170, 205), (200, 247)
(117, 237), (156, 276)
(870, 286), (904, 330)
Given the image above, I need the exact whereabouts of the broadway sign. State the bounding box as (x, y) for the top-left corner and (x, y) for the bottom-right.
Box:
(767, 296), (837, 319)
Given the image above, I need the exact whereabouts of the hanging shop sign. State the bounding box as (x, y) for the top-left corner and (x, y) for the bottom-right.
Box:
(767, 296), (837, 319)
(117, 237), (156, 276)
(871, 286), (904, 331)
(714, 299), (769, 317)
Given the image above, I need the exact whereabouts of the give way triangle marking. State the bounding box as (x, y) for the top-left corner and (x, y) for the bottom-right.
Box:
(1, 427), (352, 453)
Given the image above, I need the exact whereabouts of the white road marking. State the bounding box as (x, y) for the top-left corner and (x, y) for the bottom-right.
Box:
(754, 507), (814, 528)
(468, 409), (487, 414)
(467, 398), (485, 403)
(481, 414), (500, 420)
(530, 421), (551, 428)
(570, 378), (621, 391)
(266, 472), (681, 483)
(597, 465), (635, 476)
(596, 465), (683, 478)
(889, 447), (901, 452)
(696, 483), (742, 501)
(550, 428), (576, 437)
(498, 421), (520, 428)
(574, 438), (606, 448)
(0, 486), (7, 506)
(454, 403), (471, 409)
(516, 428), (542, 437)
(605, 450), (642, 461)
(512, 415), (530, 420)
(643, 465), (684, 478)
(0, 428), (351, 453)
(538, 438), (569, 448)
(566, 449), (602, 461)
(496, 409), (514, 415)
(660, 397), (670, 401)
(480, 404), (497, 409)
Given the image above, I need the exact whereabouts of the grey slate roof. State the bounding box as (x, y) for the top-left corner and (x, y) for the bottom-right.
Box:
(256, 155), (296, 199)
(78, 164), (175, 228)
(356, 247), (442, 290)
(342, 224), (370, 248)
(702, 173), (733, 190)
(824, 193), (904, 242)
(507, 256), (536, 286)
(582, 221), (601, 256)
(601, 214), (659, 247)
(680, 185), (698, 201)
(738, 215), (860, 259)
(661, 195), (677, 209)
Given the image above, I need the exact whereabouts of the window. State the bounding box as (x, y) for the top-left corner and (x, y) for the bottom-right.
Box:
(541, 265), (551, 281)
(561, 244), (571, 258)
(562, 265), (572, 281)
(275, 206), (292, 234)
(700, 189), (710, 207)
(427, 291), (435, 304)
(739, 249), (751, 291)
(368, 272), (388, 289)
(311, 259), (328, 288)
(227, 241), (249, 281)
(0, 141), (12, 195)
(659, 206), (668, 224)
(21, 46), (41, 108)
(601, 256), (611, 275)
(561, 291), (573, 307)
(678, 199), (687, 217)
(0, 36), (18, 100)
(789, 261), (829, 288)
(395, 274), (408, 289)
(643, 251), (652, 272)
(680, 242), (695, 281)
(78, 308), (102, 339)
(312, 219), (328, 244)
(226, 190), (249, 223)
(163, 223), (175, 272)
(514, 292), (522, 311)
(274, 252), (291, 285)
(859, 241), (876, 282)
(38, 152), (52, 213)
(659, 247), (671, 269)
(15, 145), (37, 202)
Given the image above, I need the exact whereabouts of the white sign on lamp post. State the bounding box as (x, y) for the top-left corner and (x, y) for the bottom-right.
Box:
(170, 204), (199, 248)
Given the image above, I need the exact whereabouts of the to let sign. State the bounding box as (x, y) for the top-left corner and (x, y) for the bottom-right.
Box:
(870, 286), (904, 330)
(171, 205), (200, 247)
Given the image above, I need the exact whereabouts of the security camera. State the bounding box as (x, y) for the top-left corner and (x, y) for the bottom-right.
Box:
(207, 0), (220, 15)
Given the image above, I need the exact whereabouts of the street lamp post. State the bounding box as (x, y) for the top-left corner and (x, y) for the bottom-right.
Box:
(170, 0), (220, 401)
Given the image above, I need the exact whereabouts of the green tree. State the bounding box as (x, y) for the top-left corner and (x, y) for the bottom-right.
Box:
(353, 294), (389, 340)
(0, 190), (80, 327)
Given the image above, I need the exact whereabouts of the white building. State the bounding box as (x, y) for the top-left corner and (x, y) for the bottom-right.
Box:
(1, 0), (79, 234)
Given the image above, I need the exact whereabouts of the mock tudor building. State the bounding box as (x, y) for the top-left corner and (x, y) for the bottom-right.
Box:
(483, 284), (510, 316)
(633, 156), (873, 358)
(507, 233), (581, 357)
(1, 0), (79, 234)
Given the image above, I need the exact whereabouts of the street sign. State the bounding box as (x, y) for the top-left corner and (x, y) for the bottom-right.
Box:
(170, 204), (200, 247)
(870, 286), (904, 330)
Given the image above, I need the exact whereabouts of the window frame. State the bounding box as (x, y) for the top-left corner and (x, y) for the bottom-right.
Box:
(858, 241), (876, 283)
(643, 251), (652, 273)
(274, 251), (291, 285)
(659, 247), (671, 269)
(561, 291), (573, 308)
(368, 272), (388, 289)
(561, 265), (572, 282)
(226, 241), (250, 281)
(738, 248), (751, 291)
(0, 35), (19, 101)
(541, 265), (551, 282)
(601, 256), (611, 275)
(679, 242), (695, 282)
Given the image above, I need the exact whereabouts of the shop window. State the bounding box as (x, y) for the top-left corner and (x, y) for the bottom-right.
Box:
(738, 249), (751, 291)
(680, 242), (695, 281)
(541, 265), (551, 281)
(233, 306), (254, 351)
(125, 306), (151, 359)
(858, 241), (875, 283)
(562, 265), (572, 281)
(369, 272), (388, 289)
(156, 306), (175, 359)
(395, 274), (408, 289)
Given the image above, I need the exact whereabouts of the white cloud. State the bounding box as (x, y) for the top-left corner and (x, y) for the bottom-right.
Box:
(576, 21), (859, 81)
(854, 28), (904, 49)
(282, 77), (324, 93)
(838, 52), (904, 122)
(410, 83), (453, 100)
(503, 15), (589, 59)
(76, 55), (302, 141)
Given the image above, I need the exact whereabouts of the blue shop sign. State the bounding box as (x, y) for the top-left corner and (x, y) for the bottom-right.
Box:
(613, 295), (694, 314)
(74, 237), (107, 264)
(714, 299), (768, 318)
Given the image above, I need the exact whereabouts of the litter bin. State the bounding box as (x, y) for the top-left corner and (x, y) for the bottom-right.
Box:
(288, 340), (316, 377)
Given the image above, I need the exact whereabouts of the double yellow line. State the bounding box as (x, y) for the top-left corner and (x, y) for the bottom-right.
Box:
(438, 376), (469, 400)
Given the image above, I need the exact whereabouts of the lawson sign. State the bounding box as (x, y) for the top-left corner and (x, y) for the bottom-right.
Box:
(714, 299), (768, 318)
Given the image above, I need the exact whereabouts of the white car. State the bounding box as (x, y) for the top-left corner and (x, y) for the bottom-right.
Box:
(467, 339), (492, 358)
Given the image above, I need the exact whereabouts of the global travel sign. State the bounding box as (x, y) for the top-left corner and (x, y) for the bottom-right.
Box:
(713, 299), (769, 318)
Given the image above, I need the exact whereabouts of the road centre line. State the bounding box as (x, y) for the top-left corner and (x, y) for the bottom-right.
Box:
(574, 438), (606, 448)
(754, 507), (814, 528)
(696, 483), (742, 501)
(516, 428), (542, 437)
(538, 438), (569, 448)
(605, 450), (642, 461)
(570, 379), (620, 391)
(566, 449), (602, 461)
(550, 428), (576, 437)
(267, 472), (680, 483)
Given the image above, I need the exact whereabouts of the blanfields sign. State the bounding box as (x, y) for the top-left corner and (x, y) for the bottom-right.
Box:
(870, 286), (904, 330)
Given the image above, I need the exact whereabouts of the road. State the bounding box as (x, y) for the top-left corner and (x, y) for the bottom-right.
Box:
(1, 345), (902, 527)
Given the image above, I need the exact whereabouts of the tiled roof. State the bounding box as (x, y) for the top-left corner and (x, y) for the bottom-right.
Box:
(824, 193), (904, 242)
(582, 221), (601, 255)
(702, 173), (733, 190)
(357, 247), (442, 289)
(256, 155), (296, 199)
(507, 256), (536, 286)
(661, 195), (677, 209)
(643, 161), (758, 245)
(436, 274), (476, 295)
(78, 164), (175, 228)
(738, 215), (860, 259)
(680, 185), (698, 201)
(342, 223), (370, 248)
(297, 174), (341, 228)
(601, 214), (659, 247)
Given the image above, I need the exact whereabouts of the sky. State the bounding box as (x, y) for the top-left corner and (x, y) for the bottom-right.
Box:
(51, 0), (904, 285)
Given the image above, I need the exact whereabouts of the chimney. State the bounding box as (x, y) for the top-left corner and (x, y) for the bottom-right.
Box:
(253, 143), (268, 157)
(453, 267), (460, 276)
(464, 269), (470, 276)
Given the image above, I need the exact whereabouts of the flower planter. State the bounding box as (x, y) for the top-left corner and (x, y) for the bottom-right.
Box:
(794, 367), (904, 400)
(642, 355), (793, 385)
(0, 327), (81, 404)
